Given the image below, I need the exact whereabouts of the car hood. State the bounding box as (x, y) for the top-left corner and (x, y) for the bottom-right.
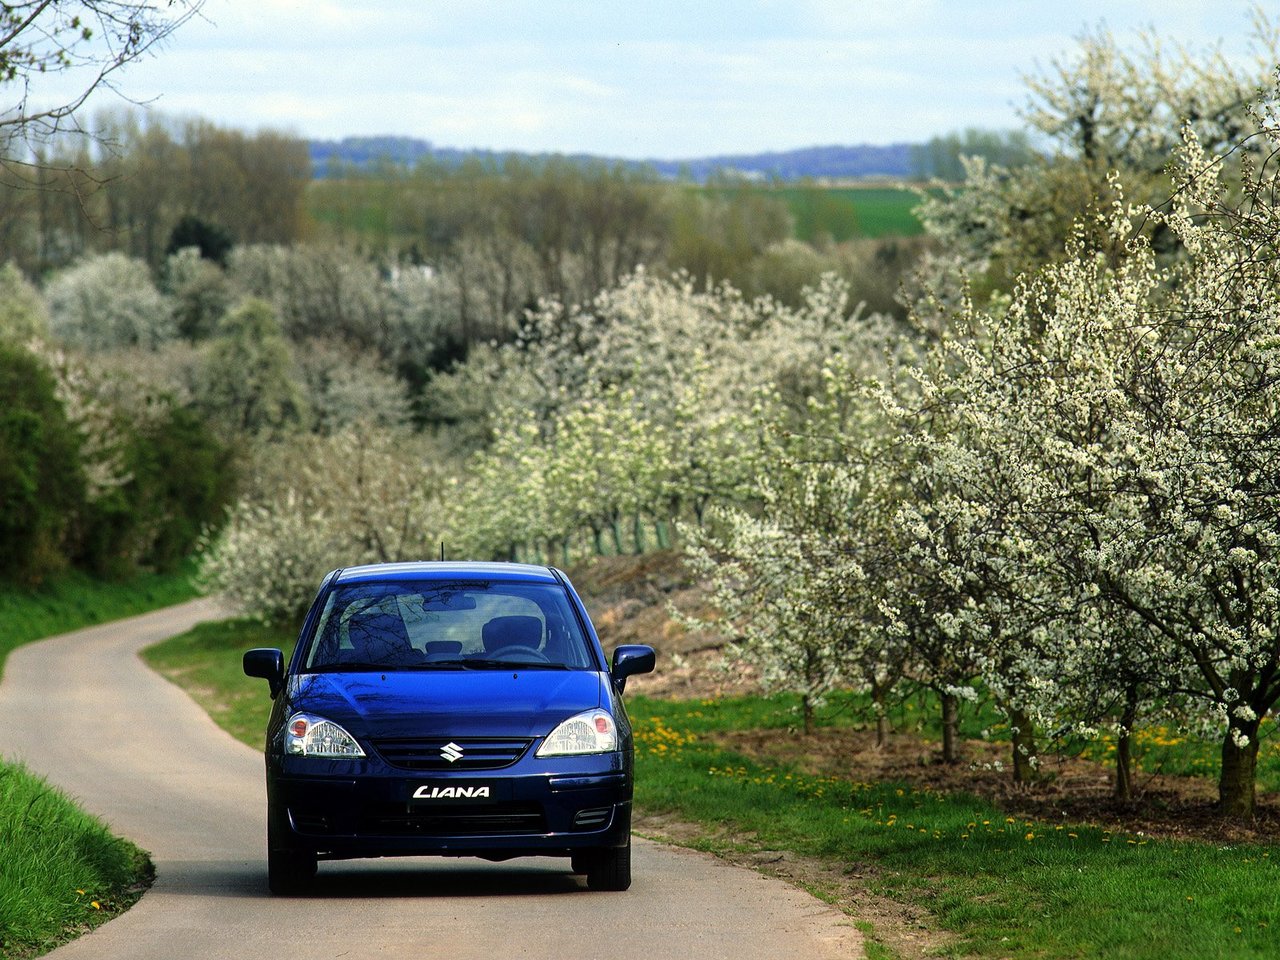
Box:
(286, 669), (608, 739)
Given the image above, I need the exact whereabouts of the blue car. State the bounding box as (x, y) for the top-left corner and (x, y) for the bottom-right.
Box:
(243, 562), (655, 894)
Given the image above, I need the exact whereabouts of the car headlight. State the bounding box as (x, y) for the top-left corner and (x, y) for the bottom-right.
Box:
(536, 709), (618, 757)
(285, 713), (365, 758)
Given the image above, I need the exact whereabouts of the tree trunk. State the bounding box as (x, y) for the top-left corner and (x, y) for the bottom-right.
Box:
(801, 694), (814, 736)
(632, 514), (646, 554)
(872, 683), (888, 750)
(1218, 718), (1261, 817)
(1114, 687), (1139, 803)
(1009, 708), (1039, 784)
(940, 692), (959, 764)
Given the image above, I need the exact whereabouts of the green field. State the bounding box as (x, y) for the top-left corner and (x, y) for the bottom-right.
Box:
(307, 178), (926, 250)
(143, 619), (1280, 959)
(769, 186), (924, 241)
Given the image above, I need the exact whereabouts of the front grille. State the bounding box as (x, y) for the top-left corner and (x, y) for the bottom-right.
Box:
(373, 737), (533, 770)
(360, 805), (547, 836)
(290, 803), (547, 837)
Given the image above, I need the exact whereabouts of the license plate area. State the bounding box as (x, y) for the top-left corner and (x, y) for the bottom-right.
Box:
(407, 780), (508, 806)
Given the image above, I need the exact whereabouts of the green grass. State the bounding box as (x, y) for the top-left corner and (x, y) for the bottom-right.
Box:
(695, 184), (926, 241)
(771, 186), (925, 241)
(632, 697), (1280, 959)
(307, 178), (928, 253)
(140, 618), (293, 748)
(0, 567), (199, 680)
(140, 621), (1280, 959)
(0, 764), (153, 959)
(632, 687), (1280, 795)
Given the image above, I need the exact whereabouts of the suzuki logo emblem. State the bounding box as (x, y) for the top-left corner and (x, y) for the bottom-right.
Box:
(441, 741), (464, 763)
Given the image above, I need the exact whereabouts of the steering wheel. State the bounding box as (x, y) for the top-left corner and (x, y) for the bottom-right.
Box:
(493, 645), (551, 663)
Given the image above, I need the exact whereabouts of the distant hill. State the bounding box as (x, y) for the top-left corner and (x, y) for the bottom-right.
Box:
(643, 144), (913, 181)
(308, 136), (916, 182)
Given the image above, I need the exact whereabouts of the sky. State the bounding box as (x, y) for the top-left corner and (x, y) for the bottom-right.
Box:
(38, 1), (1271, 159)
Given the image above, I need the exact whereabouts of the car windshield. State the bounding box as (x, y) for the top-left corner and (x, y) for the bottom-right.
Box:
(301, 580), (598, 672)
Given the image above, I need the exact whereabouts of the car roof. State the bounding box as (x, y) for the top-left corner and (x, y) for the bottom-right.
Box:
(330, 561), (560, 586)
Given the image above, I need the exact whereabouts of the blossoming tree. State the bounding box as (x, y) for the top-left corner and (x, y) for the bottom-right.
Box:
(900, 97), (1280, 815)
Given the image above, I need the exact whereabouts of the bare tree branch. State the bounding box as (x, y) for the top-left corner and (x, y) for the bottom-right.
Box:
(0, 1), (203, 158)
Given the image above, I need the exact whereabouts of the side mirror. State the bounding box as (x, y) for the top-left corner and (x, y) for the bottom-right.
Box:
(243, 648), (285, 699)
(610, 645), (655, 693)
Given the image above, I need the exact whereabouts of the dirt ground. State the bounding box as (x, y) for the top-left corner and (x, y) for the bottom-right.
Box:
(572, 551), (1279, 956)
(573, 550), (1279, 844)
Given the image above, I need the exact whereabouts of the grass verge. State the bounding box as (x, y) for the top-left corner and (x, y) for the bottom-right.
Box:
(0, 567), (199, 680)
(632, 696), (1279, 960)
(140, 618), (293, 749)
(140, 619), (1280, 959)
(0, 567), (195, 959)
(0, 763), (153, 960)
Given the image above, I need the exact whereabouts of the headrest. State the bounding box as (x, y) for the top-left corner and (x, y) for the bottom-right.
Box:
(481, 615), (543, 652)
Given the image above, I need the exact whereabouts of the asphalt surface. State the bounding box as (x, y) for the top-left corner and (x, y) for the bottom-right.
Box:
(0, 599), (862, 959)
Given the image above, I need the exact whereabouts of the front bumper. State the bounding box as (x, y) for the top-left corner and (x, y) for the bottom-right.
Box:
(268, 752), (633, 860)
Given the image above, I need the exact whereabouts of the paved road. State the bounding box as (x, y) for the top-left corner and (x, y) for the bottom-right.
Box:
(0, 600), (862, 959)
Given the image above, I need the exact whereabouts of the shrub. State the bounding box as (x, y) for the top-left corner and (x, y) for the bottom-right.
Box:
(45, 253), (176, 350)
(0, 345), (85, 583)
(0, 263), (48, 343)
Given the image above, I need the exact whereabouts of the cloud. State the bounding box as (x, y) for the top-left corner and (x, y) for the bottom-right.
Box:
(40, 0), (1263, 156)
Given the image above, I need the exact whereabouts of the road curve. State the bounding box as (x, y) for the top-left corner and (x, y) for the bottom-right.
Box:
(0, 600), (861, 960)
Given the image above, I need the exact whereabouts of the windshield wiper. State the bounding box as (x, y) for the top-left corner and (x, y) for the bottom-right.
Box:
(421, 658), (570, 670)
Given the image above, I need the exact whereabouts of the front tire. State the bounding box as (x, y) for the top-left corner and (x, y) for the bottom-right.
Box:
(584, 834), (631, 891)
(268, 845), (317, 895)
(267, 806), (316, 895)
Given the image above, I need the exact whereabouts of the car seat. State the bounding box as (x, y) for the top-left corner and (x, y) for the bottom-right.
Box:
(481, 615), (543, 653)
(345, 605), (424, 666)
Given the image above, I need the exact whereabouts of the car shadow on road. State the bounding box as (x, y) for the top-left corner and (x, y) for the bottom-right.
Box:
(158, 858), (586, 900)
(311, 860), (587, 898)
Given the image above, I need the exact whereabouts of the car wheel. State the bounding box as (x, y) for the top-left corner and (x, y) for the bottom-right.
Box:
(267, 809), (316, 895)
(584, 834), (631, 891)
(268, 845), (317, 895)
